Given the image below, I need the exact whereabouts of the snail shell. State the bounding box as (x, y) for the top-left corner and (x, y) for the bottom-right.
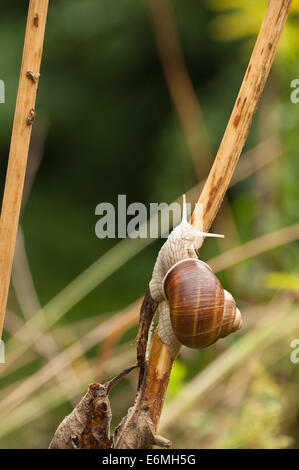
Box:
(162, 259), (242, 349)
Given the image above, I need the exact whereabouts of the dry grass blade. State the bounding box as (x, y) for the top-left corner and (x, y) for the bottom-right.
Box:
(3, 237), (149, 371)
(0, 301), (140, 417)
(209, 223), (299, 273)
(12, 227), (83, 405)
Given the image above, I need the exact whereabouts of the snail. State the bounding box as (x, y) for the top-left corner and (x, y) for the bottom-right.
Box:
(162, 258), (242, 349)
(148, 196), (242, 358)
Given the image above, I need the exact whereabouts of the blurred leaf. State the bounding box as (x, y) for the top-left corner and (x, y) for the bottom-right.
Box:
(165, 360), (188, 403)
(207, 0), (299, 60)
(264, 272), (299, 291)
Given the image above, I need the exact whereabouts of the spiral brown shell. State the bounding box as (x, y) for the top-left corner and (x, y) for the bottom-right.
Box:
(163, 259), (242, 348)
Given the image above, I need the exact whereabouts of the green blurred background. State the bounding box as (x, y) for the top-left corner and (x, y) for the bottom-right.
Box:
(1, 0), (299, 449)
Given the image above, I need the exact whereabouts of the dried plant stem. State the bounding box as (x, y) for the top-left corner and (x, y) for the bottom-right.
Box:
(144, 330), (174, 429)
(0, 0), (49, 340)
(120, 0), (293, 446)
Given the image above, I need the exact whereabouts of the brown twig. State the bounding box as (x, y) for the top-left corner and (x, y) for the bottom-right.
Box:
(0, 0), (49, 340)
(134, 287), (159, 389)
(114, 0), (293, 448)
